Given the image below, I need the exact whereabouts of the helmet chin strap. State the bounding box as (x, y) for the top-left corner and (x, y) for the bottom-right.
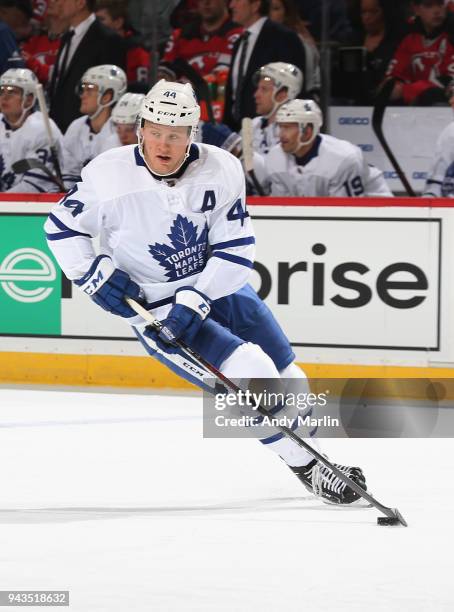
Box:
(8, 95), (35, 129)
(88, 90), (115, 121)
(290, 124), (317, 155)
(263, 89), (287, 120)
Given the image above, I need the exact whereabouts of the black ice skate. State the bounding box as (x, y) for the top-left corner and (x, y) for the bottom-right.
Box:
(290, 459), (367, 505)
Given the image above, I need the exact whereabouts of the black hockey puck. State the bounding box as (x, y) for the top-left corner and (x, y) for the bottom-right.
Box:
(377, 516), (401, 526)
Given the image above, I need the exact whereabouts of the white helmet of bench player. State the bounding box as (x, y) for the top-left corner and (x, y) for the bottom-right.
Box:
(253, 62), (303, 118)
(0, 68), (38, 126)
(276, 99), (323, 150)
(111, 92), (145, 125)
(78, 64), (127, 119)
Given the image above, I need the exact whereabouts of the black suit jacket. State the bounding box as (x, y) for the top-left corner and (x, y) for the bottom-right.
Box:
(49, 19), (127, 133)
(223, 19), (306, 131)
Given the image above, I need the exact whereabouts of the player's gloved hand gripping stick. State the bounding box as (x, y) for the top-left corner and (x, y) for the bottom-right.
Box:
(75, 256), (142, 318)
(126, 297), (408, 527)
(143, 286), (211, 353)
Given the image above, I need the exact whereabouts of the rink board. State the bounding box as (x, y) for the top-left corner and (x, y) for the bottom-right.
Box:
(1, 194), (454, 387)
(329, 105), (452, 194)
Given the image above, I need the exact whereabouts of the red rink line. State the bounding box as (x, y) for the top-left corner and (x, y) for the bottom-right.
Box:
(248, 196), (454, 208)
(0, 193), (453, 208)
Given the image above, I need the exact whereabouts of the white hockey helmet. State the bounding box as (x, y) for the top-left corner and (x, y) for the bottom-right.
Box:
(138, 79), (201, 177)
(254, 62), (303, 118)
(276, 99), (323, 147)
(0, 68), (38, 126)
(111, 92), (145, 125)
(79, 64), (127, 119)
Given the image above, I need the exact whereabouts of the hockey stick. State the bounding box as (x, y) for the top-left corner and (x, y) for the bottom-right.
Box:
(126, 297), (408, 527)
(241, 117), (265, 196)
(35, 83), (65, 191)
(372, 79), (416, 197)
(12, 158), (65, 191)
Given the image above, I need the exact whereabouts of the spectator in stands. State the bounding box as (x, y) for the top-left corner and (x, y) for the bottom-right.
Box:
(224, 0), (307, 131)
(21, 0), (69, 85)
(48, 0), (126, 133)
(0, 67), (63, 192)
(110, 91), (143, 145)
(294, 0), (353, 43)
(265, 98), (392, 196)
(269, 0), (320, 94)
(0, 18), (22, 73)
(128, 0), (180, 52)
(423, 82), (454, 196)
(337, 0), (407, 104)
(0, 0), (34, 42)
(169, 0), (199, 30)
(162, 0), (242, 78)
(95, 0), (150, 92)
(62, 64), (126, 187)
(252, 61), (303, 155)
(384, 0), (454, 105)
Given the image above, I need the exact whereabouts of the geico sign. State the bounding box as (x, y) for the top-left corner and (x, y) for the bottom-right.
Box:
(253, 243), (428, 309)
(0, 247), (56, 302)
(338, 117), (369, 125)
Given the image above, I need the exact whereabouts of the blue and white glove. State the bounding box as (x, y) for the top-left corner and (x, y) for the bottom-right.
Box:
(74, 255), (142, 318)
(144, 286), (210, 353)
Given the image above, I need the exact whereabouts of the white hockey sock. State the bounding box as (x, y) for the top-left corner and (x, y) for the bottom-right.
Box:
(276, 362), (321, 467)
(220, 347), (319, 468)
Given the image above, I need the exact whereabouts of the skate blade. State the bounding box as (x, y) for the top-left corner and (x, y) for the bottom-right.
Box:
(320, 492), (373, 508)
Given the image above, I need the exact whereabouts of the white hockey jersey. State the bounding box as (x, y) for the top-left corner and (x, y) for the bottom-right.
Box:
(423, 121), (454, 198)
(62, 116), (120, 188)
(265, 134), (392, 197)
(251, 116), (280, 156)
(0, 111), (64, 193)
(44, 143), (254, 320)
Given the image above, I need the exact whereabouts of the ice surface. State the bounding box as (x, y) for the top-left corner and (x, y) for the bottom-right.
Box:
(0, 388), (451, 612)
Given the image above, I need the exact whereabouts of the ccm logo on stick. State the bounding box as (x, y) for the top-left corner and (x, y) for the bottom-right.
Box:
(253, 243), (428, 309)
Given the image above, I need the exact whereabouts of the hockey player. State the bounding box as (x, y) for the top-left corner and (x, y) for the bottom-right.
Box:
(62, 64), (127, 188)
(423, 86), (454, 197)
(0, 67), (63, 192)
(44, 80), (366, 505)
(111, 92), (144, 146)
(266, 99), (393, 197)
(251, 62), (303, 156)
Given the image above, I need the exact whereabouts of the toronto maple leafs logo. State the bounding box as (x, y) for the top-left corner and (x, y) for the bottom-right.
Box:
(0, 153), (15, 190)
(148, 214), (208, 281)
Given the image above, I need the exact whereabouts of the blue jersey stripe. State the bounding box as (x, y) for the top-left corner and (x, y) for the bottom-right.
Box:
(24, 171), (59, 184)
(212, 251), (253, 268)
(23, 179), (45, 192)
(48, 213), (92, 237)
(46, 230), (88, 241)
(211, 236), (255, 251)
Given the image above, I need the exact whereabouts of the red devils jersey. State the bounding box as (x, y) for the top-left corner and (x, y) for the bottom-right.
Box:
(124, 30), (150, 85)
(21, 33), (60, 84)
(163, 17), (242, 76)
(386, 17), (454, 102)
